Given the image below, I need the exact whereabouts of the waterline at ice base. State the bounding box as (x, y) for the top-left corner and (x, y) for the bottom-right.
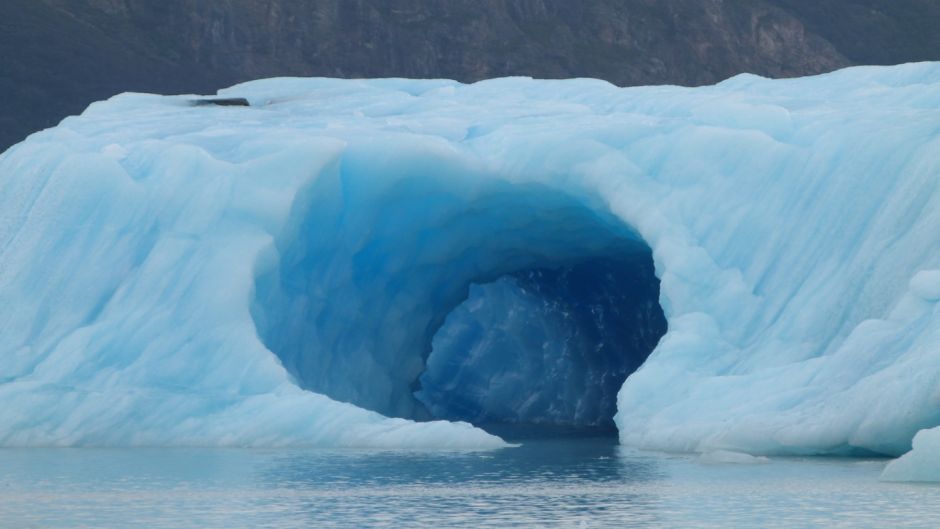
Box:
(1, 62), (938, 482)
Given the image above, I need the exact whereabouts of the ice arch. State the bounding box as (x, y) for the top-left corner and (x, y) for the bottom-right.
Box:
(2, 64), (940, 477)
(251, 151), (666, 426)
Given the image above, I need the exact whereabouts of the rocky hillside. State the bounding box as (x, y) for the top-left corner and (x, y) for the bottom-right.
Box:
(2, 0), (938, 151)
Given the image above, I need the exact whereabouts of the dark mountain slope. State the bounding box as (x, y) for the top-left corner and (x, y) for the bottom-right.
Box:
(773, 0), (940, 65)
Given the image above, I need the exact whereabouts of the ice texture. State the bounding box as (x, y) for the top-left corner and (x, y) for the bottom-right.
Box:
(0, 64), (939, 475)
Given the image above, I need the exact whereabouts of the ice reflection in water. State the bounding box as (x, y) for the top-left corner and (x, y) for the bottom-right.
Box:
(1, 437), (939, 528)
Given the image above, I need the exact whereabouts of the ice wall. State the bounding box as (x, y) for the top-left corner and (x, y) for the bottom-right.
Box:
(0, 64), (938, 476)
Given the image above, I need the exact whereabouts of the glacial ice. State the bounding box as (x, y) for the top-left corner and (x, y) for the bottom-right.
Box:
(0, 63), (939, 480)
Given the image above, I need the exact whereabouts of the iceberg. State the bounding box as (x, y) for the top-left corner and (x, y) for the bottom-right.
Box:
(0, 63), (938, 478)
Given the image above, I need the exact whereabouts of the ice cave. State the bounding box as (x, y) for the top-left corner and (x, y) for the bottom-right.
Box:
(0, 63), (939, 481)
(251, 174), (666, 431)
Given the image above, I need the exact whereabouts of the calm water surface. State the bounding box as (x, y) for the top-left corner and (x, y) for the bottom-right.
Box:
(1, 436), (939, 528)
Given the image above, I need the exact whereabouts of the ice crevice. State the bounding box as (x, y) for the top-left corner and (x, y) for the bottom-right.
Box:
(0, 64), (940, 481)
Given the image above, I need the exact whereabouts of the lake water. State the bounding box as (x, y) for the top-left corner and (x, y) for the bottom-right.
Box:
(2, 436), (939, 528)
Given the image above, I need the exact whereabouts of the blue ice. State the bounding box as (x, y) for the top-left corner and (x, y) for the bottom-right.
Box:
(1, 64), (939, 481)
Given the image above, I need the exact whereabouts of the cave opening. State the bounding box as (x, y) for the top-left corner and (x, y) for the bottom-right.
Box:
(251, 164), (668, 439)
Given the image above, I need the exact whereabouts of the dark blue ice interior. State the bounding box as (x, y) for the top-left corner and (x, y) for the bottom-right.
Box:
(416, 254), (666, 431)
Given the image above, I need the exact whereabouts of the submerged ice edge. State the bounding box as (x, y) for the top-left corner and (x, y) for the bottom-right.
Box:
(0, 64), (939, 482)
